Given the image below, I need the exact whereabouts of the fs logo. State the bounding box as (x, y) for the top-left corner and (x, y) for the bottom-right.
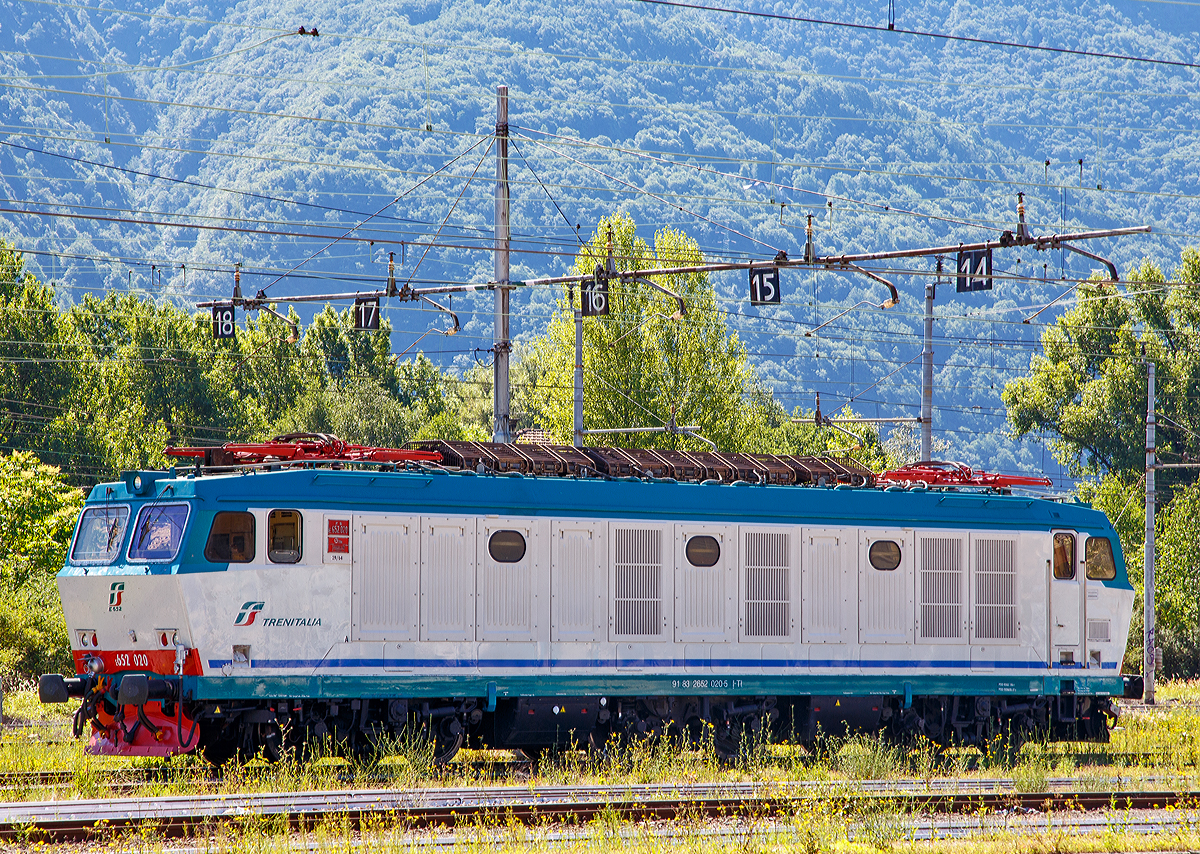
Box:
(108, 581), (124, 611)
(234, 601), (265, 626)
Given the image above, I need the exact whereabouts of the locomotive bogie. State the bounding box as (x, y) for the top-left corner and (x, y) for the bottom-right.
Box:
(46, 466), (1135, 762)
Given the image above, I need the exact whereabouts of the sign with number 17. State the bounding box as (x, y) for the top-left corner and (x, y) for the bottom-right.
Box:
(354, 297), (380, 331)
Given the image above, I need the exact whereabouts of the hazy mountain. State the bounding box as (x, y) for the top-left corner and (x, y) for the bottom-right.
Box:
(2, 0), (1197, 480)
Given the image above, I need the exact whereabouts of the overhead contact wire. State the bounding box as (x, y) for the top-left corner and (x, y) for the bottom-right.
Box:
(258, 135), (491, 296)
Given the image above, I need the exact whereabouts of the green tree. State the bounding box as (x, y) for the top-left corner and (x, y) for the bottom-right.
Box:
(234, 308), (307, 428)
(1003, 250), (1200, 481)
(50, 292), (265, 475)
(0, 240), (78, 469)
(300, 305), (399, 391)
(1004, 247), (1200, 673)
(518, 213), (882, 461)
(0, 451), (81, 680)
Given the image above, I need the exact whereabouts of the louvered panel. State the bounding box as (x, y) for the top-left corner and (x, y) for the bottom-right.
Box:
(478, 523), (534, 641)
(351, 518), (418, 641)
(552, 524), (603, 641)
(802, 534), (844, 642)
(420, 518), (476, 642)
(919, 536), (964, 640)
(744, 531), (789, 638)
(1087, 619), (1111, 642)
(973, 538), (1016, 640)
(613, 527), (664, 638)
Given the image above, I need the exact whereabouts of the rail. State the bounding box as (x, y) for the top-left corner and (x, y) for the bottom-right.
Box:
(3, 777), (1198, 840)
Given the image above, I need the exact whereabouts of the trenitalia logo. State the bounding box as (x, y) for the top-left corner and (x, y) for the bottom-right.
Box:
(234, 601), (265, 626)
(108, 582), (124, 611)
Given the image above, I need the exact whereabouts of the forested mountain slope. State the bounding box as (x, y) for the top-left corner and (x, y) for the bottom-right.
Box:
(1, 0), (1197, 479)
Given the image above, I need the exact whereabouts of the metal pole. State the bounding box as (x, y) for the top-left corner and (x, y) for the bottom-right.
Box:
(573, 301), (584, 448)
(1145, 359), (1157, 704)
(493, 85), (512, 443)
(920, 266), (937, 461)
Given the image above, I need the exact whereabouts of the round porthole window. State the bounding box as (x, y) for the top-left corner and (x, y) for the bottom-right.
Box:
(488, 530), (527, 563)
(685, 535), (721, 567)
(868, 540), (902, 571)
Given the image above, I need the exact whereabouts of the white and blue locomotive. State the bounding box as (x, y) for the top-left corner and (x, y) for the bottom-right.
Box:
(40, 438), (1137, 763)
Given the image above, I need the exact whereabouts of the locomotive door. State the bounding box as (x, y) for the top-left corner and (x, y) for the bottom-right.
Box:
(1049, 530), (1084, 666)
(351, 515), (419, 642)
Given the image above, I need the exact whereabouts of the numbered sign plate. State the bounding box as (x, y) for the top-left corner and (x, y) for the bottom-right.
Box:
(212, 303), (236, 339)
(956, 248), (993, 292)
(749, 266), (781, 305)
(354, 297), (380, 331)
(582, 275), (609, 316)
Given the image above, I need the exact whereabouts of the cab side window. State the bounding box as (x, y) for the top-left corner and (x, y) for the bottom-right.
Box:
(205, 512), (255, 563)
(1085, 536), (1117, 580)
(268, 510), (302, 564)
(1053, 532), (1076, 580)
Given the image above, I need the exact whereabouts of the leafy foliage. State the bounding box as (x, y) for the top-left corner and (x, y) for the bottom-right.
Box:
(1006, 247), (1200, 673)
(521, 213), (884, 461)
(1004, 250), (1200, 480)
(0, 451), (81, 681)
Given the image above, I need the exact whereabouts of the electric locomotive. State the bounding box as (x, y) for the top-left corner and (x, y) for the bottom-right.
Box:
(39, 436), (1137, 764)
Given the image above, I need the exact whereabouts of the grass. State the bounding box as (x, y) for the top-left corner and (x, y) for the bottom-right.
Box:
(9, 681), (1200, 854)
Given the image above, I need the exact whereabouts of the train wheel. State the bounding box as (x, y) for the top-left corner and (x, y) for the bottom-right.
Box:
(518, 746), (549, 764)
(251, 722), (283, 763)
(429, 716), (463, 764)
(202, 734), (237, 767)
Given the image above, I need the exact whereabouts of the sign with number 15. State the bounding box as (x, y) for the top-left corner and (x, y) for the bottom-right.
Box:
(749, 267), (781, 305)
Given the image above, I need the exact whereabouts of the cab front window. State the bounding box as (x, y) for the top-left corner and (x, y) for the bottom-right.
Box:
(127, 503), (190, 563)
(70, 506), (129, 565)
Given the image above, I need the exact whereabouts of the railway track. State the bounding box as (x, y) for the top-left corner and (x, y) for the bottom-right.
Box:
(2, 779), (1198, 841)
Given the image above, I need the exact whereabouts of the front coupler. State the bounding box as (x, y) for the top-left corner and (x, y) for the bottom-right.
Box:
(40, 670), (199, 757)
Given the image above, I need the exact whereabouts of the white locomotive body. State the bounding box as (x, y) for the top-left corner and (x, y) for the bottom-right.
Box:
(42, 441), (1136, 763)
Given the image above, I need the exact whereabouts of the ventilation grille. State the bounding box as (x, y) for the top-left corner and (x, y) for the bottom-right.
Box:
(974, 539), (1016, 640)
(614, 528), (663, 636)
(805, 537), (842, 635)
(356, 524), (417, 640)
(1087, 619), (1111, 642)
(552, 527), (597, 640)
(920, 537), (963, 639)
(745, 531), (789, 637)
